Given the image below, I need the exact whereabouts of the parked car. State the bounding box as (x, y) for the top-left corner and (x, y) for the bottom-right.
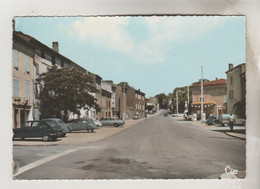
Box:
(234, 115), (246, 126)
(220, 114), (233, 127)
(13, 120), (64, 141)
(133, 115), (140, 119)
(100, 117), (124, 127)
(219, 114), (246, 126)
(92, 118), (102, 127)
(67, 118), (97, 132)
(41, 118), (72, 136)
(205, 115), (220, 126)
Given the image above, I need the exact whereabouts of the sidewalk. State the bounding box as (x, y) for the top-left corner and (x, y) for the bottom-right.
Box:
(180, 119), (246, 140)
(13, 117), (147, 146)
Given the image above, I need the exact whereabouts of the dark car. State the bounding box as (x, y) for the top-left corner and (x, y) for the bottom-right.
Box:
(100, 117), (124, 127)
(41, 118), (72, 136)
(67, 118), (97, 132)
(13, 120), (64, 141)
(206, 115), (220, 126)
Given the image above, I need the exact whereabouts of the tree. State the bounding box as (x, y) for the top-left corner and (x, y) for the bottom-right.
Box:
(172, 87), (192, 114)
(146, 104), (154, 112)
(155, 93), (168, 109)
(117, 82), (133, 88)
(37, 66), (100, 121)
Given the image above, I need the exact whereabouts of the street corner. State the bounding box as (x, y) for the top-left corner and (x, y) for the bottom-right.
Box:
(225, 132), (246, 140)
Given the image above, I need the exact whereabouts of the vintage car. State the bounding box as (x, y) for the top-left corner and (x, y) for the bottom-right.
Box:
(67, 118), (97, 132)
(100, 117), (124, 127)
(41, 118), (72, 137)
(205, 115), (220, 125)
(92, 118), (102, 127)
(13, 120), (64, 141)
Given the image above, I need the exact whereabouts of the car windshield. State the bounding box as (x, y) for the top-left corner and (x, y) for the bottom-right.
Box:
(57, 120), (65, 125)
(44, 120), (60, 129)
(86, 119), (94, 123)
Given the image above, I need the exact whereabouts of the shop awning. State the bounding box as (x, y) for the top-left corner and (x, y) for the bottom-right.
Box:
(191, 101), (216, 108)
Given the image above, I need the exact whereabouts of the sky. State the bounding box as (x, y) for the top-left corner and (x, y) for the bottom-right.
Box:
(14, 16), (246, 98)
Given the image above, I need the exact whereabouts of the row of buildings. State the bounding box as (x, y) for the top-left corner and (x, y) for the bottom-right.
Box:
(190, 63), (246, 119)
(12, 31), (146, 128)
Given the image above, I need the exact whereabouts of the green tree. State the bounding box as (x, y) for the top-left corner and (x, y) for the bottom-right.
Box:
(146, 104), (154, 112)
(37, 66), (100, 121)
(172, 87), (192, 114)
(155, 93), (168, 109)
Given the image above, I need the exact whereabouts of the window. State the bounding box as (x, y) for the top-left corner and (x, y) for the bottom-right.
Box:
(13, 77), (20, 97)
(230, 76), (233, 85)
(36, 64), (39, 75)
(229, 90), (234, 100)
(25, 55), (30, 72)
(25, 81), (30, 98)
(13, 50), (19, 68)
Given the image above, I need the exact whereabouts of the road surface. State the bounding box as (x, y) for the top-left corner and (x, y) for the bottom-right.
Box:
(13, 112), (245, 179)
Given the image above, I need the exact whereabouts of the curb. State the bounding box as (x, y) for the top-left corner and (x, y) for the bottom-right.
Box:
(225, 132), (246, 140)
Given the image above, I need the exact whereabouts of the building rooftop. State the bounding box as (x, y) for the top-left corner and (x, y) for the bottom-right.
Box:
(190, 78), (226, 88)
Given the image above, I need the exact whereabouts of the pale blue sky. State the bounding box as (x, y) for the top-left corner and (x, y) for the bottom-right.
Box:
(14, 16), (246, 98)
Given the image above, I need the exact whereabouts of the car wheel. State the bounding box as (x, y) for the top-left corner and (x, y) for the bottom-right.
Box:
(42, 135), (50, 142)
(224, 122), (229, 127)
(114, 123), (119, 127)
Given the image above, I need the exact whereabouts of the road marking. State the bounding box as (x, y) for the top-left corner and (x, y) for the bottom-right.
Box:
(13, 148), (78, 177)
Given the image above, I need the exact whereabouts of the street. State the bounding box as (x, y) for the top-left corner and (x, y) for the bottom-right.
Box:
(13, 112), (246, 179)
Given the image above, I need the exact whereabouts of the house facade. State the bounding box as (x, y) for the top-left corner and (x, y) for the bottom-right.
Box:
(190, 78), (227, 118)
(225, 63), (246, 118)
(12, 32), (35, 128)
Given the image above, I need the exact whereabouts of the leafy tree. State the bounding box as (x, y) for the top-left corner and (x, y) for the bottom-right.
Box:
(172, 87), (192, 114)
(117, 82), (133, 88)
(155, 93), (168, 109)
(146, 104), (154, 112)
(37, 66), (100, 121)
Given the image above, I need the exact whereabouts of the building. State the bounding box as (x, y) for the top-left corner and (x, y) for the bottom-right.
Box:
(190, 78), (227, 119)
(12, 32), (35, 128)
(114, 83), (145, 120)
(13, 31), (99, 125)
(134, 89), (146, 118)
(225, 63), (246, 118)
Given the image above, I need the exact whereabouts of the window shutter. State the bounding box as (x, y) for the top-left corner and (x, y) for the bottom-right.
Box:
(25, 81), (30, 98)
(13, 78), (20, 97)
(25, 56), (30, 72)
(13, 50), (19, 68)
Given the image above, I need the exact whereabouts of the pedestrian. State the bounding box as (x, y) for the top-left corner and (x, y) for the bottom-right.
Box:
(229, 114), (234, 131)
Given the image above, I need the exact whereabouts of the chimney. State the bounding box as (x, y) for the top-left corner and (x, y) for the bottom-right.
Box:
(216, 77), (218, 80)
(52, 41), (59, 53)
(228, 63), (233, 70)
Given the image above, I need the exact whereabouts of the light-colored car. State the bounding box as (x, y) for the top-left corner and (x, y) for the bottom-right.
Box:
(93, 119), (102, 127)
(220, 114), (246, 126)
(67, 118), (97, 132)
(234, 115), (246, 126)
(100, 117), (124, 127)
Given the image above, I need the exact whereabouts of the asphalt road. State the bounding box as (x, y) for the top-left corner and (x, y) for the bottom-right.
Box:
(13, 112), (245, 179)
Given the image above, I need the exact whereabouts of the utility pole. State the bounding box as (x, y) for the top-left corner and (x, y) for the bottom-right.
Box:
(187, 86), (189, 113)
(123, 82), (126, 121)
(176, 91), (178, 114)
(201, 66), (204, 121)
